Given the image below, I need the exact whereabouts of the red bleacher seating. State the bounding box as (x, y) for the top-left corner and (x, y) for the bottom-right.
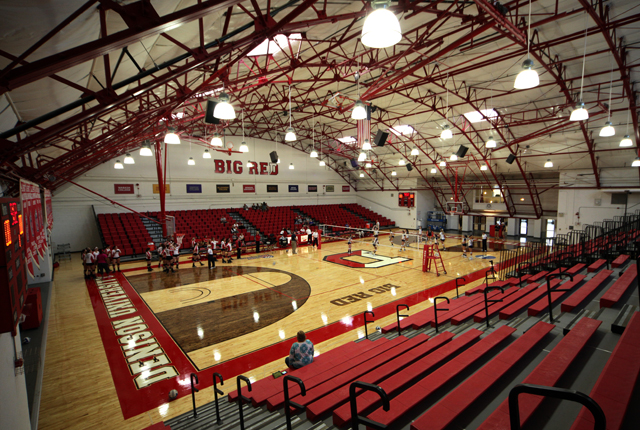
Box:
(97, 213), (153, 256)
(498, 279), (561, 320)
(410, 321), (555, 430)
(451, 288), (519, 325)
(567, 263), (587, 274)
(587, 259), (607, 272)
(600, 264), (637, 308)
(465, 280), (508, 296)
(341, 203), (395, 227)
(477, 318), (602, 429)
(611, 254), (630, 268)
(526, 270), (549, 284)
(560, 270), (613, 313)
(569, 312), (640, 430)
(506, 275), (531, 286)
(366, 326), (515, 428)
(473, 283), (539, 323)
(332, 330), (480, 427)
(527, 275), (586, 316)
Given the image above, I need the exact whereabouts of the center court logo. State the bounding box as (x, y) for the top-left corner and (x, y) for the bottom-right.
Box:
(323, 250), (411, 268)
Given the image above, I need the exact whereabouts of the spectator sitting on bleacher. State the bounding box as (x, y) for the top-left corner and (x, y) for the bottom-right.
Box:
(285, 330), (314, 369)
(243, 203), (249, 211)
(221, 216), (227, 224)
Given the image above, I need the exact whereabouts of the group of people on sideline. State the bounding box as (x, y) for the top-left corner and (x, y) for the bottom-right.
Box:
(82, 246), (122, 279)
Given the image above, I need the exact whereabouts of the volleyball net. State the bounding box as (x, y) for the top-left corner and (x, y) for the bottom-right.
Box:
(319, 224), (442, 250)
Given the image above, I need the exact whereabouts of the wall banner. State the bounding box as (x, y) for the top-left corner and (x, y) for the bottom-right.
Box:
(44, 188), (53, 232)
(216, 184), (230, 193)
(20, 180), (46, 278)
(243, 184), (256, 193)
(186, 184), (202, 194)
(342, 186), (350, 192)
(153, 184), (171, 194)
(267, 185), (278, 193)
(288, 185), (299, 193)
(114, 184), (134, 194)
(326, 185), (334, 193)
(308, 185), (317, 192)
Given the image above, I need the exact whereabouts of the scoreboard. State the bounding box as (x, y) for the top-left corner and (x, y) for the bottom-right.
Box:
(0, 198), (27, 335)
(398, 192), (415, 208)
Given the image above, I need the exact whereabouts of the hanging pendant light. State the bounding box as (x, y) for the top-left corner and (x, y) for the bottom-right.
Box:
(285, 85), (296, 141)
(359, 172), (365, 177)
(310, 149), (318, 158)
(211, 133), (223, 147)
(599, 121), (615, 137)
(450, 154), (458, 161)
(571, 14), (590, 122)
(114, 160), (123, 169)
(289, 163), (294, 170)
(430, 167), (437, 174)
(362, 139), (372, 150)
(544, 159), (553, 168)
(411, 146), (419, 156)
(439, 160), (446, 167)
(351, 100), (367, 120)
(440, 125), (452, 139)
(239, 141), (249, 152)
(358, 151), (367, 162)
(203, 149), (211, 158)
(632, 157), (640, 167)
(164, 127), (180, 144)
(213, 92), (236, 119)
(124, 153), (134, 164)
(140, 140), (153, 156)
(365, 161), (372, 168)
(620, 135), (633, 147)
(480, 164), (488, 171)
(486, 136), (497, 148)
(514, 0), (539, 89)
(188, 157), (195, 166)
(361, 1), (402, 49)
(399, 159), (405, 166)
(310, 116), (318, 158)
(319, 159), (326, 166)
(391, 170), (397, 176)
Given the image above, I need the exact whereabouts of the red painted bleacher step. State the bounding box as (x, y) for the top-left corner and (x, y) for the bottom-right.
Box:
(410, 321), (555, 430)
(477, 317), (602, 430)
(587, 259), (607, 272)
(527, 275), (586, 316)
(506, 275), (532, 286)
(332, 330), (480, 427)
(611, 254), (630, 268)
(473, 283), (539, 323)
(526, 271), (549, 284)
(498, 280), (560, 320)
(465, 280), (508, 296)
(304, 332), (454, 421)
(600, 264), (637, 308)
(570, 312), (640, 430)
(451, 288), (519, 325)
(366, 325), (516, 429)
(431, 290), (508, 327)
(560, 270), (613, 313)
(406, 295), (476, 330)
(566, 263), (587, 274)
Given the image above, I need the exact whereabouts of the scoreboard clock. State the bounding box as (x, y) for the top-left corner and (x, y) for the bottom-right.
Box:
(398, 192), (415, 208)
(0, 198), (27, 335)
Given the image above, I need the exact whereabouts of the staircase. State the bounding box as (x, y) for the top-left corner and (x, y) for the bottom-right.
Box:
(339, 205), (372, 224)
(227, 210), (263, 238)
(142, 216), (163, 245)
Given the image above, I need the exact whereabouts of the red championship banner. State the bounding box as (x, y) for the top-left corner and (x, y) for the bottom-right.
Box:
(20, 180), (47, 276)
(243, 184), (256, 193)
(44, 188), (53, 232)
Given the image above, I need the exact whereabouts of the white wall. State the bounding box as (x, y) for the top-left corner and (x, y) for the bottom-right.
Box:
(356, 191), (415, 228)
(0, 329), (31, 430)
(52, 137), (356, 251)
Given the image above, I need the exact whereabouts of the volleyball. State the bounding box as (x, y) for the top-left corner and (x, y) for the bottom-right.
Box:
(169, 389), (178, 400)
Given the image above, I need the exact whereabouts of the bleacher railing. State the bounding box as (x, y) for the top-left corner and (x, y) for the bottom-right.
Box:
(498, 211), (640, 280)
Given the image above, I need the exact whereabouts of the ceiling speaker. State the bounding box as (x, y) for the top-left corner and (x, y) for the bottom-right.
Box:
(269, 151), (278, 163)
(204, 99), (220, 124)
(350, 158), (359, 168)
(374, 130), (389, 147)
(406, 163), (413, 171)
(506, 153), (516, 164)
(456, 145), (469, 158)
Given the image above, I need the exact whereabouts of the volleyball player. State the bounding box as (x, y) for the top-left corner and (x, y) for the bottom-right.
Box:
(461, 235), (468, 258)
(468, 236), (474, 259)
(372, 235), (379, 255)
(347, 235), (352, 255)
(389, 230), (395, 246)
(482, 232), (488, 252)
(400, 231), (407, 251)
(145, 248), (153, 271)
(225, 238), (234, 263)
(192, 242), (200, 267)
(156, 243), (164, 269)
(83, 248), (95, 279)
(439, 230), (446, 250)
(164, 244), (173, 272)
(172, 242), (180, 270)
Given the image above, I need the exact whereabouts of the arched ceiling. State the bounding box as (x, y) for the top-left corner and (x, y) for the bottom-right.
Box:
(0, 0), (638, 216)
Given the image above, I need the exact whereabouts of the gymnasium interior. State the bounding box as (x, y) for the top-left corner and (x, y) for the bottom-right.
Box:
(0, 0), (639, 429)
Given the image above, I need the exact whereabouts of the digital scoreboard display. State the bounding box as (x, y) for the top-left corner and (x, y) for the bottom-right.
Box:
(0, 198), (27, 335)
(398, 192), (415, 208)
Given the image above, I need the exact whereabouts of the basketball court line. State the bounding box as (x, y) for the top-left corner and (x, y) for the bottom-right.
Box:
(241, 272), (296, 300)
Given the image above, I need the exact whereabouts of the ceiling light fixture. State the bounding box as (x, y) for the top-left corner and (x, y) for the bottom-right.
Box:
(514, 0), (539, 89)
(599, 58), (615, 136)
(213, 92), (236, 120)
(139, 140), (153, 156)
(600, 122), (615, 137)
(411, 146), (419, 156)
(362, 139), (372, 151)
(238, 109), (249, 152)
(310, 148), (318, 158)
(285, 85), (296, 141)
(358, 151), (367, 162)
(211, 133), (223, 147)
(164, 127), (180, 144)
(124, 153), (134, 164)
(360, 172), (365, 177)
(188, 157), (195, 166)
(391, 170), (397, 176)
(481, 164), (488, 171)
(289, 162), (294, 170)
(544, 159), (553, 168)
(319, 160), (326, 166)
(632, 157), (640, 167)
(203, 149), (211, 159)
(351, 100), (367, 120)
(310, 115), (318, 157)
(365, 161), (372, 168)
(430, 167), (437, 174)
(450, 154), (458, 161)
(620, 110), (633, 147)
(114, 160), (123, 169)
(439, 160), (446, 167)
(486, 136), (496, 148)
(570, 14), (589, 121)
(399, 159), (405, 166)
(361, 0), (402, 49)
(441, 86), (452, 139)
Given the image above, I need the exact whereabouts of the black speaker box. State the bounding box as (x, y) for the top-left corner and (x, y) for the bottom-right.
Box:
(374, 130), (388, 147)
(506, 153), (516, 164)
(205, 100), (220, 124)
(456, 145), (469, 158)
(406, 163), (413, 171)
(270, 151), (279, 163)
(350, 158), (359, 168)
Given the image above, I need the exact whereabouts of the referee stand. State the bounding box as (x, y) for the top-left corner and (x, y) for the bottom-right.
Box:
(423, 242), (446, 276)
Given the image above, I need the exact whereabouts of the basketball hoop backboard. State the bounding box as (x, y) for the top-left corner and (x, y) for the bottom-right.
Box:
(446, 201), (466, 215)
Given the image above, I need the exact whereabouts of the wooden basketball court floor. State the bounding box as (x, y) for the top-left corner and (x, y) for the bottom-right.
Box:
(37, 233), (519, 430)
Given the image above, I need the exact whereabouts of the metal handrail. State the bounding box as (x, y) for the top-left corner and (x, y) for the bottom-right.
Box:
(349, 381), (389, 430)
(433, 296), (450, 333)
(190, 373), (199, 419)
(483, 286), (504, 329)
(213, 372), (224, 424)
(364, 310), (375, 339)
(236, 375), (252, 430)
(508, 384), (605, 430)
(283, 375), (306, 430)
(545, 271), (573, 323)
(396, 304), (409, 336)
(517, 262), (529, 288)
(455, 277), (466, 298)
